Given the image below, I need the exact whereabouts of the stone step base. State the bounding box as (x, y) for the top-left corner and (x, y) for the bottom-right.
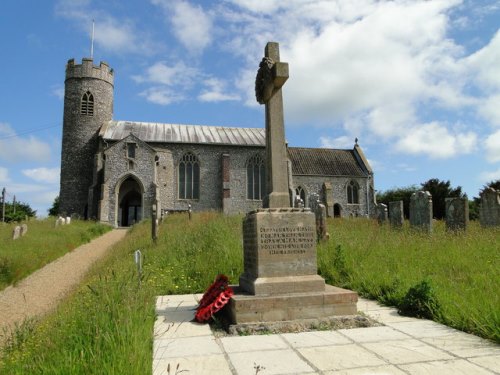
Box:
(228, 284), (358, 324)
(239, 274), (326, 295)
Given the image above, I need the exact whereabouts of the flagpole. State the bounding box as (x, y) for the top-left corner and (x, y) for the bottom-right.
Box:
(90, 20), (95, 59)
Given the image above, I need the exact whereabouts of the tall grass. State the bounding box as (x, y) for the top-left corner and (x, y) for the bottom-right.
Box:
(0, 219), (111, 290)
(0, 213), (498, 374)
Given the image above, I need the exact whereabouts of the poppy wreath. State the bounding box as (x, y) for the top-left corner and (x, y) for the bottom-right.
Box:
(195, 274), (234, 323)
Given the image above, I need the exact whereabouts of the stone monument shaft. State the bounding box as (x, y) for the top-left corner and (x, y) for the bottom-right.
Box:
(256, 42), (290, 208)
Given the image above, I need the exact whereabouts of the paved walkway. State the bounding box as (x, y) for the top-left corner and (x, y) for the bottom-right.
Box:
(153, 294), (500, 374)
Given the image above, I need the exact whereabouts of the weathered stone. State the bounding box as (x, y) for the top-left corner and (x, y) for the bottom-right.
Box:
(65, 217), (71, 225)
(389, 201), (404, 228)
(315, 203), (329, 242)
(12, 226), (21, 240)
(323, 182), (334, 217)
(20, 224), (28, 236)
(479, 188), (500, 227)
(376, 203), (388, 224)
(256, 42), (290, 208)
(445, 197), (469, 231)
(409, 191), (433, 233)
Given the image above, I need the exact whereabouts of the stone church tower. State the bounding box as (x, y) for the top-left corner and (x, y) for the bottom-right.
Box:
(59, 58), (114, 217)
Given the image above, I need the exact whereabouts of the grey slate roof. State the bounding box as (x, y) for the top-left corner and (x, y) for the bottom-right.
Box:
(288, 147), (367, 177)
(101, 121), (265, 146)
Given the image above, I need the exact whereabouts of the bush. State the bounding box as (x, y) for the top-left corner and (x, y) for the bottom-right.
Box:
(398, 279), (441, 319)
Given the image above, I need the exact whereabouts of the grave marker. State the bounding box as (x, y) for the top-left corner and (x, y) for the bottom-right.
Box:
(410, 191), (433, 233)
(389, 201), (404, 228)
(445, 197), (469, 231)
(479, 188), (500, 227)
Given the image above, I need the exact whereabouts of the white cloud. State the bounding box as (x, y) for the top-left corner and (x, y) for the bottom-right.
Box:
(479, 95), (500, 127)
(152, 0), (213, 53)
(198, 78), (240, 102)
(480, 168), (500, 183)
(395, 122), (477, 159)
(0, 167), (9, 183)
(22, 168), (60, 184)
(55, 0), (156, 55)
(51, 85), (64, 100)
(485, 130), (500, 162)
(319, 135), (354, 149)
(139, 87), (184, 106)
(133, 62), (198, 87)
(0, 123), (51, 163)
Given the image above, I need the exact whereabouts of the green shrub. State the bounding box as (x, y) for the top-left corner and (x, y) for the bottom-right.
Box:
(398, 279), (441, 319)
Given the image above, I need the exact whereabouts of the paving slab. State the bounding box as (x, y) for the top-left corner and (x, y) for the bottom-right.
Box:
(153, 294), (500, 374)
(220, 335), (288, 353)
(153, 355), (233, 375)
(422, 332), (500, 358)
(153, 335), (222, 359)
(339, 326), (411, 342)
(399, 359), (495, 374)
(298, 344), (387, 371)
(363, 338), (454, 364)
(227, 349), (315, 375)
(281, 331), (351, 348)
(324, 365), (407, 375)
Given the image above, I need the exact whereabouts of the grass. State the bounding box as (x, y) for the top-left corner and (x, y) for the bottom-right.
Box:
(0, 213), (498, 374)
(0, 219), (111, 290)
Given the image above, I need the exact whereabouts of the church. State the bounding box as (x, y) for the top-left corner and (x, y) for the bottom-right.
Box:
(59, 58), (375, 227)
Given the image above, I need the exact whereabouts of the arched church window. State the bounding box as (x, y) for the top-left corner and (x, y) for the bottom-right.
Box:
(247, 154), (265, 200)
(295, 186), (306, 204)
(347, 180), (359, 204)
(81, 91), (94, 116)
(178, 152), (200, 199)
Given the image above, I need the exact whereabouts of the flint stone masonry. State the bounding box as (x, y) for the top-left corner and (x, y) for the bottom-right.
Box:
(410, 191), (433, 232)
(445, 197), (469, 231)
(389, 201), (404, 227)
(479, 188), (500, 227)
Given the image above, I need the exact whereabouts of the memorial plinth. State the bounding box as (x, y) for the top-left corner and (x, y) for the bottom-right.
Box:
(229, 208), (358, 324)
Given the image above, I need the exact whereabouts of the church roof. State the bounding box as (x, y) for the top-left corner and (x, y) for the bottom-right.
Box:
(288, 147), (367, 177)
(101, 121), (266, 146)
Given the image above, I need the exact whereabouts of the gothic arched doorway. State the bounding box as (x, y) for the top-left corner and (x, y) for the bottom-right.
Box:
(334, 203), (342, 218)
(117, 176), (143, 227)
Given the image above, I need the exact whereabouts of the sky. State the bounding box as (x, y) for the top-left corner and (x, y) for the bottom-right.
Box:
(1, 0), (499, 217)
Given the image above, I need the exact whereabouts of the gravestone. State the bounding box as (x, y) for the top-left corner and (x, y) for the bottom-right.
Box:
(376, 203), (388, 224)
(323, 182), (334, 217)
(389, 201), (404, 227)
(445, 197), (469, 231)
(66, 216), (71, 225)
(20, 223), (28, 236)
(479, 188), (500, 227)
(12, 225), (21, 240)
(315, 203), (329, 242)
(229, 42), (357, 324)
(409, 191), (433, 232)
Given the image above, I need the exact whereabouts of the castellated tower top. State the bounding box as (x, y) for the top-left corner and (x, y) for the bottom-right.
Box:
(65, 58), (114, 85)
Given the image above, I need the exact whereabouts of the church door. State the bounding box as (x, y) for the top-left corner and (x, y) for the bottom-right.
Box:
(118, 177), (143, 227)
(334, 203), (342, 218)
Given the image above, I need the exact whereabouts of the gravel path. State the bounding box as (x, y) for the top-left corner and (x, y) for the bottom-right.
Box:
(0, 228), (127, 345)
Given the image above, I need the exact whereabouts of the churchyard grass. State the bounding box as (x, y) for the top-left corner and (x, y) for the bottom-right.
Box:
(0, 219), (111, 290)
(1, 213), (498, 374)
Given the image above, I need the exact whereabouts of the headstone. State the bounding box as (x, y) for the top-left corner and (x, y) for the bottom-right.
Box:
(409, 191), (433, 232)
(229, 42), (357, 325)
(20, 223), (28, 236)
(315, 203), (329, 242)
(375, 203), (388, 224)
(12, 225), (21, 240)
(445, 197), (469, 231)
(151, 204), (158, 242)
(323, 182), (334, 217)
(66, 216), (71, 225)
(389, 201), (404, 228)
(479, 188), (500, 227)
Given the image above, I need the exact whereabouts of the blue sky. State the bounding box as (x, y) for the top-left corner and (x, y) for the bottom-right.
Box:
(1, 0), (499, 217)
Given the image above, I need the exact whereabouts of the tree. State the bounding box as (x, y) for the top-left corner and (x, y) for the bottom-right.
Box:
(420, 178), (464, 220)
(482, 179), (500, 192)
(376, 185), (419, 219)
(3, 201), (37, 222)
(48, 196), (60, 216)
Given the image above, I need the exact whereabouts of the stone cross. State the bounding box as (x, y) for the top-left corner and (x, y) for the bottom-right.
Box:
(255, 42), (290, 208)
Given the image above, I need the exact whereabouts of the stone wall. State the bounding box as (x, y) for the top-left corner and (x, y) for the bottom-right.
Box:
(292, 175), (373, 217)
(60, 58), (114, 218)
